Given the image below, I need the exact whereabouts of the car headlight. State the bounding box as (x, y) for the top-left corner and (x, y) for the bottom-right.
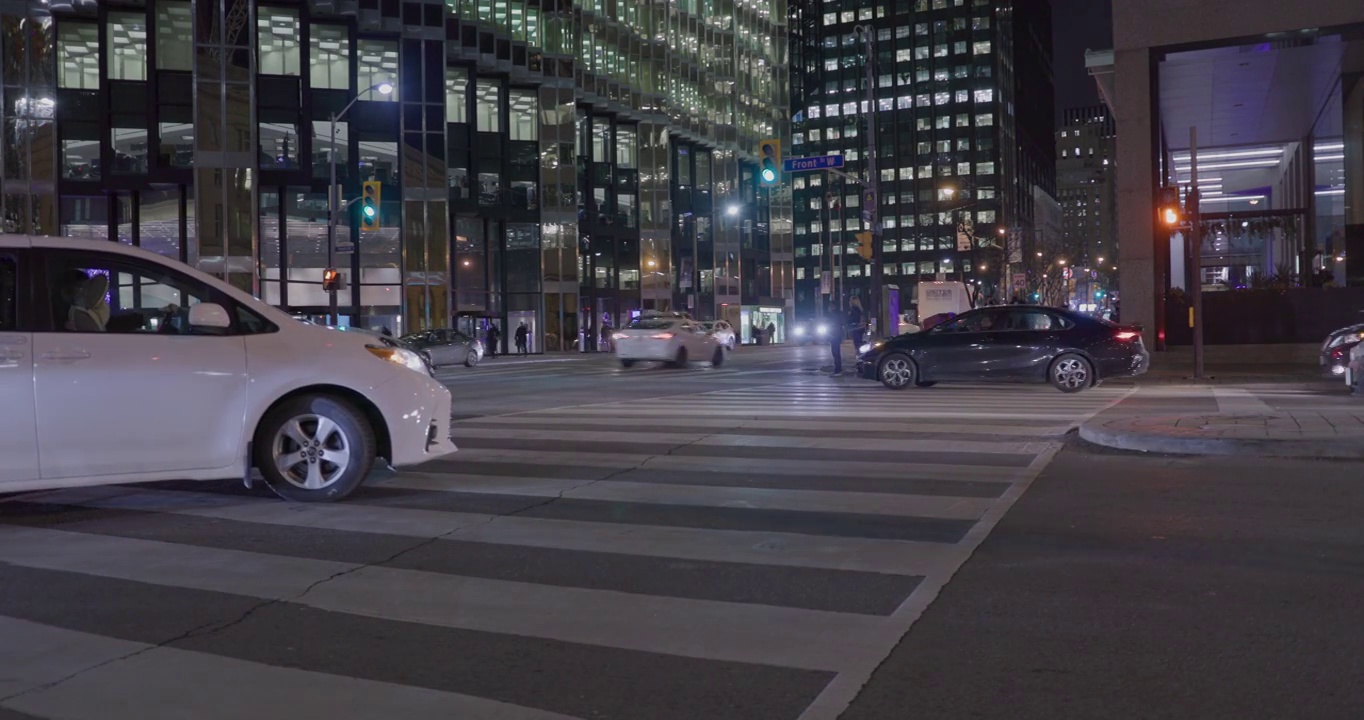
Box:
(859, 341), (883, 355)
(366, 345), (429, 374)
(816, 324), (829, 336)
(794, 326), (806, 336)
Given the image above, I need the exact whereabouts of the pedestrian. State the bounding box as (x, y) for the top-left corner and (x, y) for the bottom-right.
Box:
(514, 321), (529, 355)
(485, 323), (500, 358)
(826, 299), (846, 376)
(600, 323), (612, 353)
(766, 321), (777, 344)
(847, 296), (865, 349)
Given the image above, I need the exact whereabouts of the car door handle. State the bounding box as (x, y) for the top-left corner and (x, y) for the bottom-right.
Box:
(41, 350), (92, 361)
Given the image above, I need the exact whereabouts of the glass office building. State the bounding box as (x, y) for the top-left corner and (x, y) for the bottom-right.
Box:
(5, 0), (791, 351)
(788, 0), (1054, 318)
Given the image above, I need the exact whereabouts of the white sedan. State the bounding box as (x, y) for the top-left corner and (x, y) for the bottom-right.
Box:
(0, 235), (456, 502)
(613, 314), (725, 367)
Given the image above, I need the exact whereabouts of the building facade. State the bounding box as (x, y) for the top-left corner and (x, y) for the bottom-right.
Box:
(4, 0), (791, 351)
(788, 0), (1054, 323)
(1055, 104), (1115, 309)
(1091, 0), (1364, 345)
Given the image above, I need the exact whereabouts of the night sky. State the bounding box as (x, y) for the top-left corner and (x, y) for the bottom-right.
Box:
(1051, 0), (1113, 123)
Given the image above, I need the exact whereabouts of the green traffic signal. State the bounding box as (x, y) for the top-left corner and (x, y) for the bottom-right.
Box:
(761, 167), (776, 183)
(363, 204), (377, 219)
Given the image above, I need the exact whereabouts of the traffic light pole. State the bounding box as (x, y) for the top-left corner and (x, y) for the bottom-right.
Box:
(858, 25), (882, 338)
(327, 111), (340, 326)
(1188, 126), (1204, 379)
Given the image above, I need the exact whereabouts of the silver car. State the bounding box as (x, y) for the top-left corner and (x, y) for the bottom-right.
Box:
(401, 329), (484, 368)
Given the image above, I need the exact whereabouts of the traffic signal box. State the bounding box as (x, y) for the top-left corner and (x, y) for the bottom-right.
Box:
(758, 139), (781, 187)
(855, 231), (874, 260)
(1158, 185), (1183, 227)
(361, 180), (381, 231)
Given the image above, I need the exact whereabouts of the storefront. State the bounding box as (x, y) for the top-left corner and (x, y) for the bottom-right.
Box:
(740, 305), (786, 344)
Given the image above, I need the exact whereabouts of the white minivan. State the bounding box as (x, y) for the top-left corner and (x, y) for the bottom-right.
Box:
(0, 235), (456, 502)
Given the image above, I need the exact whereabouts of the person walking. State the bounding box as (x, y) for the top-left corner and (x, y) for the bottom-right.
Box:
(847, 296), (865, 350)
(766, 321), (777, 345)
(485, 323), (500, 358)
(514, 322), (529, 355)
(826, 300), (846, 376)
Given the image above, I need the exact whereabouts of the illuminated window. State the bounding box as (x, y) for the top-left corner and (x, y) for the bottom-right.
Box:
(310, 25), (349, 90)
(257, 7), (301, 76)
(108, 12), (147, 81)
(155, 1), (192, 71)
(58, 23), (100, 89)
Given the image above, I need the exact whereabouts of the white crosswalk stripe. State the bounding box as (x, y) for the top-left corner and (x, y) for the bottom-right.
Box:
(0, 379), (1130, 720)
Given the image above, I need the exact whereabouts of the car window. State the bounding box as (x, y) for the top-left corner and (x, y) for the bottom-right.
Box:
(0, 254), (16, 331)
(627, 317), (676, 330)
(938, 311), (1002, 333)
(1004, 309), (1065, 331)
(45, 250), (256, 336)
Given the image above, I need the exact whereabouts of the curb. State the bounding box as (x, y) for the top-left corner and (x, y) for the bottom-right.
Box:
(1078, 421), (1364, 460)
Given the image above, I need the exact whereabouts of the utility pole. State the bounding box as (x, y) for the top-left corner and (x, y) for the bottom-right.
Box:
(822, 178), (834, 320)
(857, 24), (881, 336)
(1188, 127), (1204, 379)
(837, 176), (846, 311)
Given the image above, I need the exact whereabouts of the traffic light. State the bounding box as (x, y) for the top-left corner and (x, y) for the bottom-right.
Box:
(855, 231), (874, 260)
(360, 180), (381, 232)
(322, 268), (343, 293)
(758, 139), (781, 187)
(1158, 185), (1182, 227)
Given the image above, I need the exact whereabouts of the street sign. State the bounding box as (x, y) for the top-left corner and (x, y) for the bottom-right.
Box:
(820, 271), (832, 295)
(861, 188), (877, 225)
(1012, 273), (1026, 292)
(784, 155), (845, 173)
(336, 239), (355, 254)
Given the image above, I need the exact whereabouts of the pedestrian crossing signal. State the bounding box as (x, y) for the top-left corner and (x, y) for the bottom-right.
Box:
(758, 139), (781, 187)
(855, 231), (874, 260)
(361, 180), (381, 232)
(322, 268), (342, 293)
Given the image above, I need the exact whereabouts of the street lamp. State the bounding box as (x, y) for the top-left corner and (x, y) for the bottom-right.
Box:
(327, 80), (394, 325)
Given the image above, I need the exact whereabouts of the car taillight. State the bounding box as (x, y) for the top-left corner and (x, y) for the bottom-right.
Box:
(1115, 331), (1140, 341)
(651, 332), (675, 340)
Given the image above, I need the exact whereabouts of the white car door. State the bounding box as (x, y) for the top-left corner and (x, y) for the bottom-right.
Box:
(32, 249), (249, 480)
(0, 250), (38, 485)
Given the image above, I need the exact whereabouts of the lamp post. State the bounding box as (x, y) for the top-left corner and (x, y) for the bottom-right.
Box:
(327, 80), (394, 326)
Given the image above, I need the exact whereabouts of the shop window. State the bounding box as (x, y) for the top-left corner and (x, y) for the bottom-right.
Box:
(155, 1), (192, 71)
(58, 23), (99, 90)
(358, 40), (399, 102)
(108, 12), (147, 81)
(257, 7), (301, 76)
(446, 67), (469, 123)
(509, 89), (537, 141)
(476, 80), (500, 132)
(309, 24), (348, 90)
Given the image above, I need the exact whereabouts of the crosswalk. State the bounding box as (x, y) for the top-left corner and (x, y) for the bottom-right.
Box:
(0, 382), (1129, 720)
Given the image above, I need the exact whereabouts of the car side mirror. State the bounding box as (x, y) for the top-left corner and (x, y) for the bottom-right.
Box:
(188, 302), (231, 330)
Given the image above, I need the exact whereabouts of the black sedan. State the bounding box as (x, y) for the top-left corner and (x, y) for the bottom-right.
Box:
(855, 306), (1149, 392)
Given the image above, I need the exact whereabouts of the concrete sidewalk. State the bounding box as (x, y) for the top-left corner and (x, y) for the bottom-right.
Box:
(1079, 385), (1364, 459)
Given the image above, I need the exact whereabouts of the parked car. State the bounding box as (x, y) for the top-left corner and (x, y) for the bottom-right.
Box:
(1319, 323), (1364, 378)
(855, 305), (1149, 392)
(401, 328), (484, 368)
(613, 312), (725, 367)
(0, 235), (457, 502)
(700, 320), (737, 350)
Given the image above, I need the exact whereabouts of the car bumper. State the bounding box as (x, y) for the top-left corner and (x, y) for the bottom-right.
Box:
(1097, 349), (1150, 379)
(855, 355), (880, 380)
(615, 340), (679, 361)
(374, 371), (457, 467)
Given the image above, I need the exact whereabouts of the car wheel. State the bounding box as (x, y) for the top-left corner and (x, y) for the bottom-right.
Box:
(420, 351), (435, 368)
(621, 358), (636, 368)
(255, 394), (375, 502)
(672, 346), (688, 367)
(878, 352), (917, 390)
(465, 350), (480, 368)
(1050, 354), (1093, 393)
(712, 346), (725, 367)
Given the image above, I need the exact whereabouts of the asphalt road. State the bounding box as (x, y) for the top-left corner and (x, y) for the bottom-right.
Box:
(2, 346), (1360, 719)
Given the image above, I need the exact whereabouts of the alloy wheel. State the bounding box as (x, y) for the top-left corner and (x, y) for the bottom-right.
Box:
(271, 414), (352, 490)
(1053, 357), (1089, 390)
(881, 356), (914, 388)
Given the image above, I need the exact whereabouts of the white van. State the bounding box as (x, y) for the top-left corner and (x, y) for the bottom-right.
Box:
(915, 281), (973, 321)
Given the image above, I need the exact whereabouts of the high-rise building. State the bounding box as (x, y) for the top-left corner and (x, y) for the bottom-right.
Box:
(1056, 105), (1116, 307)
(5, 0), (791, 350)
(788, 0), (1054, 322)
